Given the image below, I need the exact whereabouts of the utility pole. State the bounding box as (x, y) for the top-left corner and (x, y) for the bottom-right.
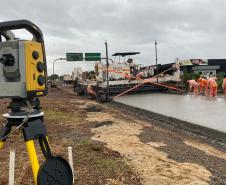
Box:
(155, 40), (158, 82)
(105, 41), (109, 101)
(53, 58), (65, 75)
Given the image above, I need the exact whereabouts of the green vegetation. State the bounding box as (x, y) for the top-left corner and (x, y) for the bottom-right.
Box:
(79, 138), (92, 146)
(216, 72), (225, 88)
(48, 74), (64, 81)
(79, 138), (105, 152)
(78, 138), (131, 176)
(74, 137), (141, 184)
(96, 158), (130, 176)
(44, 109), (84, 128)
(48, 74), (59, 80)
(44, 109), (76, 122)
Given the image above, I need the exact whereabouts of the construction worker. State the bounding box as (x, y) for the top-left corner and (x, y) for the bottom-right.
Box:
(136, 72), (144, 80)
(222, 75), (226, 96)
(207, 77), (218, 97)
(187, 79), (199, 95)
(87, 84), (96, 96)
(198, 75), (208, 95)
(124, 73), (132, 81)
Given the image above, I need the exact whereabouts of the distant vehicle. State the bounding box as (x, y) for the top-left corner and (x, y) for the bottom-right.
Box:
(48, 79), (60, 88)
(63, 74), (73, 85)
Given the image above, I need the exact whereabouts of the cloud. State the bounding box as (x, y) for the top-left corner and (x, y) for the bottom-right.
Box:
(1, 0), (226, 75)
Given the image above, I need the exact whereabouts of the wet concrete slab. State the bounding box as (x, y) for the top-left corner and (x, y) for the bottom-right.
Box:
(115, 93), (226, 133)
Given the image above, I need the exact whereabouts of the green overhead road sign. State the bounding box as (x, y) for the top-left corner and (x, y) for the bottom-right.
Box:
(85, 53), (101, 61)
(66, 53), (83, 61)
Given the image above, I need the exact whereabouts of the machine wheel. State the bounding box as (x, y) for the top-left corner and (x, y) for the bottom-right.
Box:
(74, 86), (84, 96)
(96, 91), (107, 103)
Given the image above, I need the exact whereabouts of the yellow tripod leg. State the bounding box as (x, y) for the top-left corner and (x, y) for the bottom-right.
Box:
(26, 140), (40, 185)
(0, 141), (5, 149)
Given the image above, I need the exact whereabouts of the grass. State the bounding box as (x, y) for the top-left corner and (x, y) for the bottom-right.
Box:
(79, 138), (91, 145)
(96, 158), (130, 177)
(74, 139), (141, 184)
(79, 138), (104, 152)
(44, 110), (73, 121)
(44, 109), (82, 123)
(77, 138), (131, 179)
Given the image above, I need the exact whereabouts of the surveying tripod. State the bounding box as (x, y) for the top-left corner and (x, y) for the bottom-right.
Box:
(0, 98), (73, 185)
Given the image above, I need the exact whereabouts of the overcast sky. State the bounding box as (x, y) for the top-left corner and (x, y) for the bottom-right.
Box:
(1, 0), (226, 75)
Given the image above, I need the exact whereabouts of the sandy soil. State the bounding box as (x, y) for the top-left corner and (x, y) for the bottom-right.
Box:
(90, 112), (211, 185)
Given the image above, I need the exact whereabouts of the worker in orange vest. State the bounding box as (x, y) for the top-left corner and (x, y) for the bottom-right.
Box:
(207, 77), (218, 97)
(124, 73), (132, 81)
(187, 79), (199, 95)
(222, 74), (226, 97)
(87, 84), (96, 96)
(198, 75), (208, 95)
(136, 72), (144, 80)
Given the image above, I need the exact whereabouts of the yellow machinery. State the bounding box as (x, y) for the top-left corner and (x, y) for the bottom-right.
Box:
(0, 20), (73, 185)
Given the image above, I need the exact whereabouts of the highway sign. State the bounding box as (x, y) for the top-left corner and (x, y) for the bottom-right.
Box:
(66, 53), (83, 61)
(85, 53), (101, 61)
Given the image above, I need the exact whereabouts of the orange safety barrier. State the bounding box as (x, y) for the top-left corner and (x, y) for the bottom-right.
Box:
(147, 81), (184, 93)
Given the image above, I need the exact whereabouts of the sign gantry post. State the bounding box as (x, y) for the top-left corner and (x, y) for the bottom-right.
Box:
(53, 58), (65, 75)
(105, 41), (109, 101)
(155, 40), (158, 82)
